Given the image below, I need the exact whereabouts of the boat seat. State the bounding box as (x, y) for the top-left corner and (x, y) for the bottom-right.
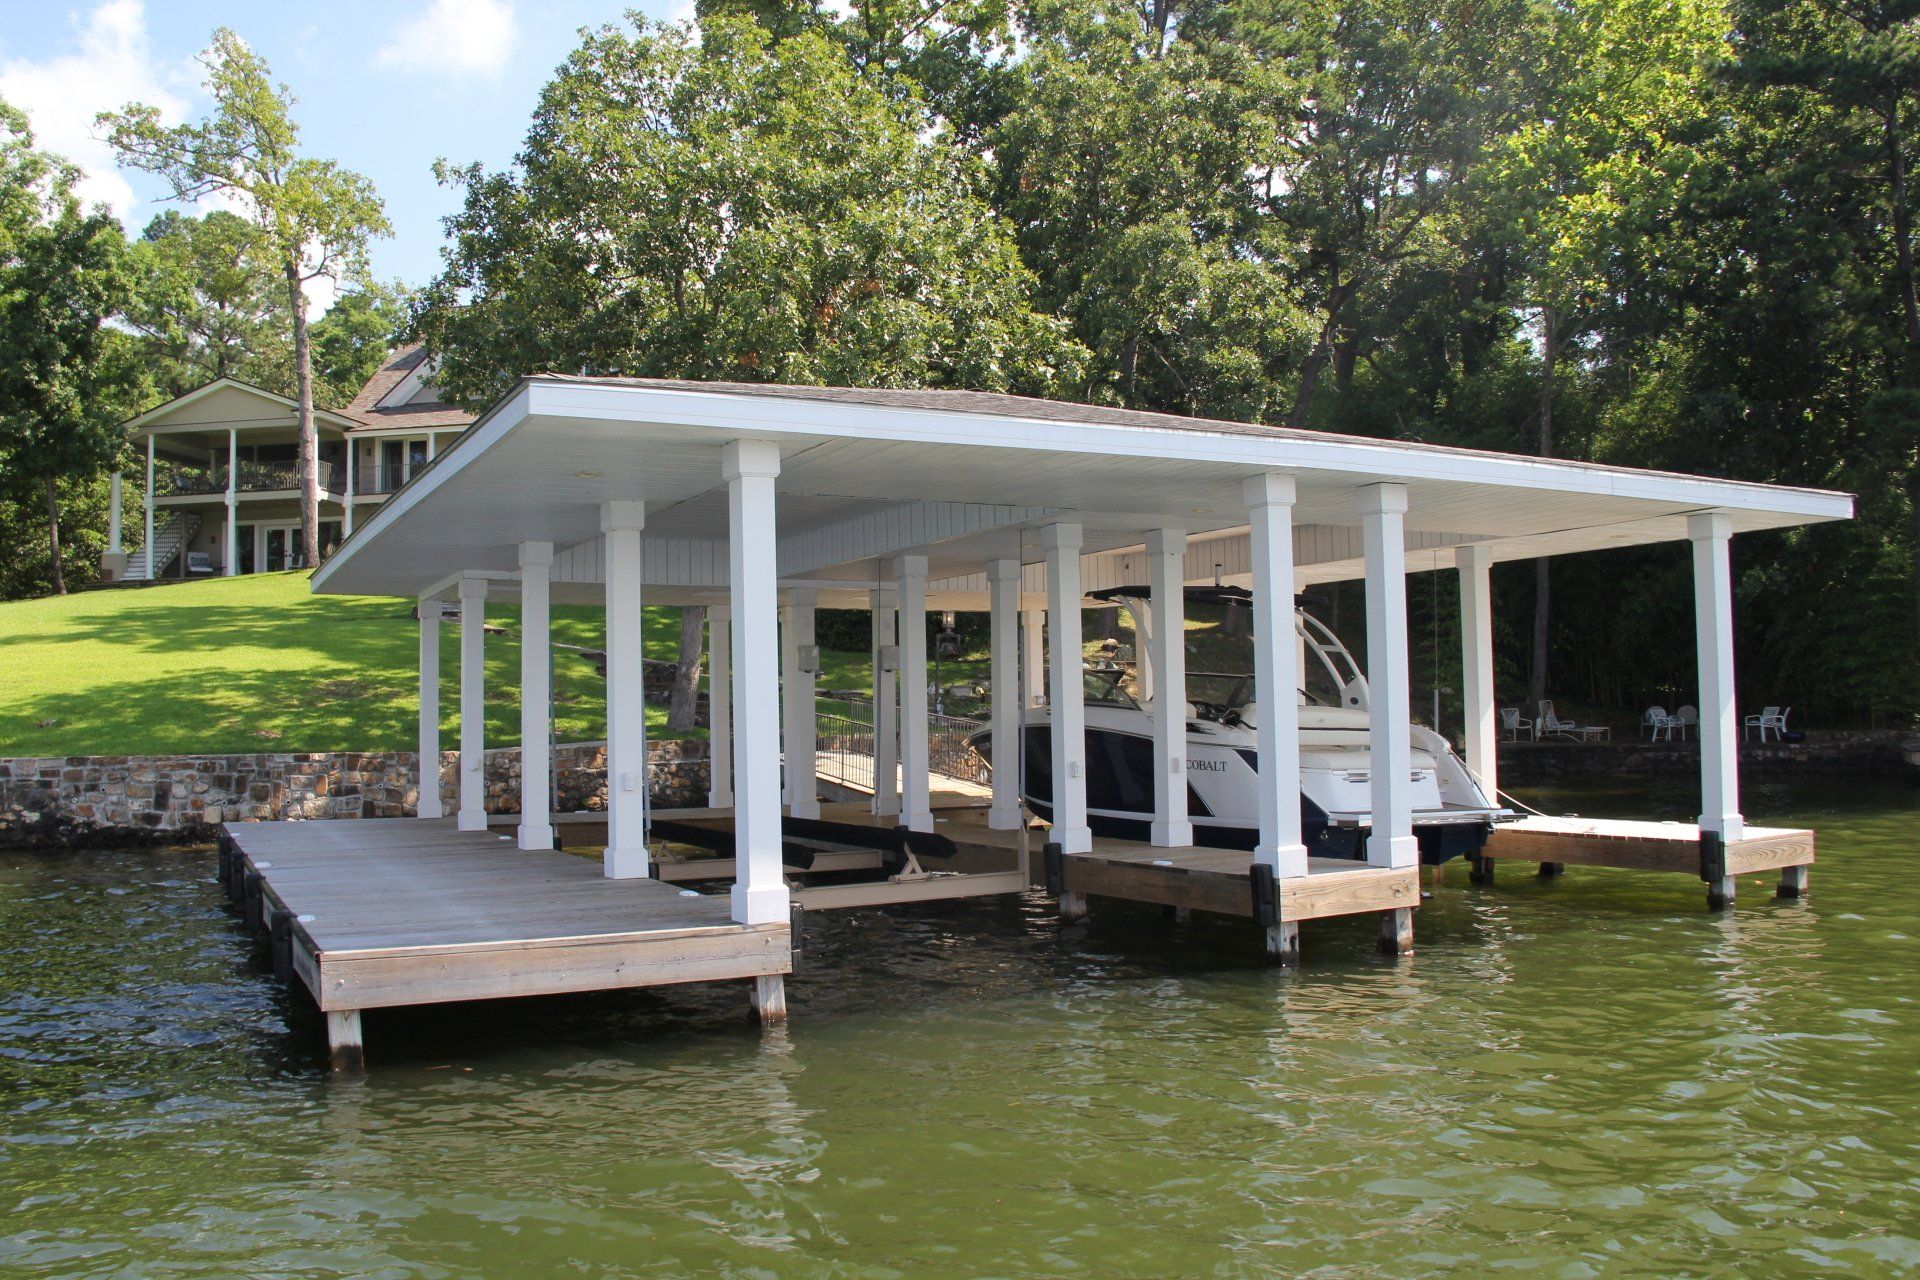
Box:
(1239, 701), (1258, 729)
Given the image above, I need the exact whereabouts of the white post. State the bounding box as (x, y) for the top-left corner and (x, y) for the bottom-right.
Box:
(1022, 608), (1046, 706)
(1457, 544), (1497, 797)
(601, 500), (649, 877)
(1146, 528), (1192, 847)
(1690, 511), (1744, 905)
(895, 555), (933, 832)
(707, 606), (734, 808)
(1359, 484), (1418, 870)
(781, 587), (820, 818)
(1247, 476), (1307, 883)
(518, 541), (554, 851)
(426, 433), (438, 461)
(870, 589), (900, 817)
(988, 559), (1023, 830)
(1043, 523), (1091, 854)
(225, 428), (238, 575)
(144, 435), (154, 576)
(457, 575), (488, 832)
(417, 595), (444, 818)
(108, 471), (123, 553)
(725, 441), (790, 926)
(343, 439), (355, 536)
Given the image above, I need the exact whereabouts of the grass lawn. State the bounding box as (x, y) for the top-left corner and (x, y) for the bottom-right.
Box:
(0, 573), (703, 757)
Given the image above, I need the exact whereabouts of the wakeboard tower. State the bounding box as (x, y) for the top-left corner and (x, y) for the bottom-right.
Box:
(964, 585), (1505, 864)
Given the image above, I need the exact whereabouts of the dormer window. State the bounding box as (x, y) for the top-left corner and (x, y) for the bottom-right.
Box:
(375, 357), (445, 409)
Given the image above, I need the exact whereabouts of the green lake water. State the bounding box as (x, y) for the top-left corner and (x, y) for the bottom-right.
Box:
(2, 776), (1915, 1278)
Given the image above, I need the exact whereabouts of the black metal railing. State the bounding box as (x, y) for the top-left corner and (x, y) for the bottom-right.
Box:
(156, 460), (338, 497)
(353, 463), (409, 495)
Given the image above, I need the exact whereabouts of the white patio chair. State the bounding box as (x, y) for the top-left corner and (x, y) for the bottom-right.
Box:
(1540, 700), (1610, 742)
(1500, 706), (1533, 741)
(1744, 705), (1790, 742)
(1644, 706), (1677, 741)
(1673, 705), (1696, 741)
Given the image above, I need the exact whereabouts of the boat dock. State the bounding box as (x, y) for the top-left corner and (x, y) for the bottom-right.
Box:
(1480, 815), (1815, 905)
(218, 818), (791, 1073)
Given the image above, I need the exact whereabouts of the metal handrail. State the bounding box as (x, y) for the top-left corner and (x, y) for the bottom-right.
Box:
(157, 460), (339, 496)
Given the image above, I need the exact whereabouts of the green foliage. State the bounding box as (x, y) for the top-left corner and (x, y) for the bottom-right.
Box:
(414, 14), (1083, 408)
(125, 208), (291, 398)
(307, 280), (411, 406)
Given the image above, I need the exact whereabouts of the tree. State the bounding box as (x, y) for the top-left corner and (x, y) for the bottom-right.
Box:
(0, 102), (140, 596)
(414, 14), (1082, 408)
(126, 208), (291, 398)
(308, 281), (411, 406)
(102, 28), (390, 569)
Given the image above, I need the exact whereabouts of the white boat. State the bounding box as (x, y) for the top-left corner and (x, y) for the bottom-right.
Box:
(966, 586), (1505, 863)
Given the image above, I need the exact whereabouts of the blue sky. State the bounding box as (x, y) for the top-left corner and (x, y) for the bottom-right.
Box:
(0, 0), (686, 294)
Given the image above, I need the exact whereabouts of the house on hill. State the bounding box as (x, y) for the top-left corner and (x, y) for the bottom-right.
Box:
(100, 344), (477, 581)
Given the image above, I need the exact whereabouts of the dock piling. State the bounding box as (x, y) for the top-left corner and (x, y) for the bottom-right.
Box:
(1379, 907), (1413, 956)
(1778, 865), (1810, 899)
(326, 1010), (365, 1076)
(751, 975), (788, 1023)
(1267, 921), (1301, 967)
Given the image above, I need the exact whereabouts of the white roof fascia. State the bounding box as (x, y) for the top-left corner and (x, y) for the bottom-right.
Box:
(526, 381), (1854, 523)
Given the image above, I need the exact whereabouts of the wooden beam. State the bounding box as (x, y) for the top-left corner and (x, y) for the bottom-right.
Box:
(325, 1010), (364, 1076)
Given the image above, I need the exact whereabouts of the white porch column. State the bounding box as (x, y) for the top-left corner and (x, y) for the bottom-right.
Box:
(1022, 608), (1046, 706)
(725, 441), (790, 926)
(987, 559), (1023, 830)
(601, 500), (649, 878)
(870, 589), (900, 817)
(1146, 528), (1193, 848)
(108, 472), (123, 553)
(343, 441), (355, 536)
(1457, 544), (1497, 796)
(1360, 484), (1418, 870)
(1247, 477), (1307, 885)
(895, 555), (933, 832)
(224, 428), (238, 576)
(456, 576), (488, 832)
(143, 436), (155, 575)
(780, 587), (820, 818)
(518, 541), (554, 851)
(707, 606), (734, 808)
(1690, 511), (1744, 905)
(1043, 523), (1091, 854)
(417, 595), (443, 818)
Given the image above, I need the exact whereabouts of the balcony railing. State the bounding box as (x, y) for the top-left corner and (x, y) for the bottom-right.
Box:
(157, 460), (338, 497)
(353, 463), (409, 496)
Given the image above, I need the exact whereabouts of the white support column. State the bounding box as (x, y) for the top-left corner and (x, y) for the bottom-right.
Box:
(143, 436), (155, 575)
(343, 441), (355, 536)
(780, 588), (820, 819)
(518, 541), (554, 852)
(1360, 484), (1418, 869)
(456, 576), (488, 832)
(1022, 608), (1046, 707)
(725, 441), (790, 926)
(601, 500), (649, 878)
(1457, 544), (1497, 797)
(1247, 477), (1308, 887)
(417, 595), (443, 819)
(1043, 523), (1091, 854)
(108, 471), (123, 553)
(895, 555), (933, 832)
(707, 607), (734, 808)
(870, 589), (900, 817)
(1690, 511), (1744, 906)
(1146, 528), (1192, 848)
(987, 559), (1023, 830)
(225, 428), (238, 575)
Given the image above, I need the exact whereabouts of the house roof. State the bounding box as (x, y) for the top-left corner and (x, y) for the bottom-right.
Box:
(339, 343), (478, 432)
(123, 377), (363, 436)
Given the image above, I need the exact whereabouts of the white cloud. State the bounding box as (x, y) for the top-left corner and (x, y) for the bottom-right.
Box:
(0, 0), (192, 219)
(374, 0), (517, 78)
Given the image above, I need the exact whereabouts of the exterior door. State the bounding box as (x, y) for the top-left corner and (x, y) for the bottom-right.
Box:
(264, 525), (293, 571)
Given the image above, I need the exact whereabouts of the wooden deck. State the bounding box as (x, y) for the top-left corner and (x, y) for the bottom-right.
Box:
(219, 818), (791, 1073)
(1481, 815), (1815, 905)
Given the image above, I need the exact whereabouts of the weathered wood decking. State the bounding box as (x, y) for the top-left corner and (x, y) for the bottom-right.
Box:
(220, 818), (790, 1073)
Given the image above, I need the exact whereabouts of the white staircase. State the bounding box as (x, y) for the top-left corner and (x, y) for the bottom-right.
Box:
(125, 513), (202, 581)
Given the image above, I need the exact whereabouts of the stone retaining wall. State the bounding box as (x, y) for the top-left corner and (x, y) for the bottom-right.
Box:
(0, 741), (710, 848)
(1497, 728), (1916, 786)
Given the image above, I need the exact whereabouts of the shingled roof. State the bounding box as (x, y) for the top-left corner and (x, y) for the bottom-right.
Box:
(339, 343), (477, 432)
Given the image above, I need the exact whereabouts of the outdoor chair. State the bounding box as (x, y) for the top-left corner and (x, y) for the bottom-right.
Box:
(1500, 706), (1534, 741)
(1644, 706), (1681, 741)
(1673, 705), (1697, 740)
(1744, 705), (1791, 742)
(186, 551), (215, 575)
(1539, 700), (1610, 742)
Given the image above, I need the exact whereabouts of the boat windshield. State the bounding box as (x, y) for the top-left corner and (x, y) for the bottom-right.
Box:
(1083, 667), (1139, 709)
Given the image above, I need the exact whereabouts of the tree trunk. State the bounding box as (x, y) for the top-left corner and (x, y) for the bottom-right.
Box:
(286, 261), (321, 570)
(667, 606), (706, 732)
(43, 475), (65, 596)
(1289, 331), (1332, 427)
(1528, 306), (1559, 713)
